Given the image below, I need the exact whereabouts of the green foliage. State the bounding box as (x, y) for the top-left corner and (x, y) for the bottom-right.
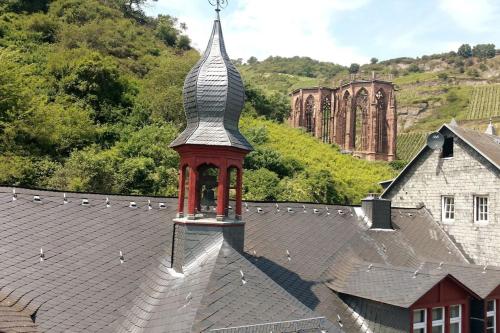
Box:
(472, 43), (496, 59)
(245, 56), (345, 78)
(247, 56), (258, 65)
(407, 63), (421, 73)
(244, 168), (281, 201)
(349, 63), (360, 74)
(244, 84), (290, 121)
(0, 0), (195, 197)
(389, 160), (408, 171)
(370, 57), (378, 64)
(240, 116), (395, 204)
(154, 15), (191, 49)
(457, 44), (472, 58)
(244, 147), (302, 178)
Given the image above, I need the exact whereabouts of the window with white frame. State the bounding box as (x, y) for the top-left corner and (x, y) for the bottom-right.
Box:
(487, 300), (496, 333)
(450, 304), (461, 333)
(413, 309), (426, 333)
(442, 196), (455, 222)
(431, 307), (444, 333)
(474, 196), (489, 223)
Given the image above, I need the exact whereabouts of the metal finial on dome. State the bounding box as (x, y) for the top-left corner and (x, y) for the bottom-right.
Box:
(209, 0), (228, 19)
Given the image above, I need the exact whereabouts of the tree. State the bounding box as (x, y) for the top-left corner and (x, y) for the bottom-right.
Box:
(247, 56), (258, 65)
(407, 63), (420, 73)
(154, 15), (179, 47)
(243, 168), (281, 201)
(370, 57), (378, 64)
(457, 44), (472, 58)
(472, 44), (496, 59)
(349, 63), (360, 74)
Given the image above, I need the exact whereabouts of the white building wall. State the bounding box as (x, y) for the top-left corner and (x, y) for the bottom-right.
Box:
(385, 131), (500, 265)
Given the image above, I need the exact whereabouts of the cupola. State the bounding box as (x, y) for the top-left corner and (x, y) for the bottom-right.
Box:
(170, 1), (252, 224)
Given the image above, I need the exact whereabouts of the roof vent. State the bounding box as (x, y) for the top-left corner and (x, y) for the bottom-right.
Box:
(63, 193), (68, 204)
(286, 249), (291, 262)
(119, 250), (124, 264)
(40, 248), (45, 262)
(129, 202), (137, 208)
(483, 264), (488, 274)
(148, 200), (152, 210)
(275, 203), (280, 212)
(337, 314), (343, 328)
(257, 207), (263, 213)
(106, 197), (110, 208)
(362, 196), (393, 230)
(81, 198), (89, 206)
(313, 208), (319, 214)
(12, 189), (17, 201)
(287, 207), (294, 213)
(240, 270), (247, 285)
(33, 195), (41, 203)
(159, 202), (166, 209)
(485, 119), (497, 136)
(302, 205), (307, 213)
(244, 202), (249, 212)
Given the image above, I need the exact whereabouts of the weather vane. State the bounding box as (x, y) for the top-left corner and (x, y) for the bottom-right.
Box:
(209, 0), (228, 13)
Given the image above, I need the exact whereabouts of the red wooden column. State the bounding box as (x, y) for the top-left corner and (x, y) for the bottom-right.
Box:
(216, 163), (228, 221)
(224, 167), (230, 217)
(187, 165), (198, 220)
(445, 305), (450, 333)
(235, 167), (243, 220)
(177, 165), (186, 217)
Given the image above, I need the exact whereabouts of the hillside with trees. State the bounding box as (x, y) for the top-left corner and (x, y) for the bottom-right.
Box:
(240, 44), (500, 165)
(0, 0), (395, 204)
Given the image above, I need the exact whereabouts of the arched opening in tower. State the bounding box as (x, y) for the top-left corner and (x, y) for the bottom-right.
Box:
(197, 164), (219, 218)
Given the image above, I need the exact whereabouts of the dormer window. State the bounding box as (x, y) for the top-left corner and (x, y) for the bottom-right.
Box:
(441, 137), (453, 158)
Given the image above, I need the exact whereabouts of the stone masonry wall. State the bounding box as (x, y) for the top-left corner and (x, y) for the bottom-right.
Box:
(385, 130), (500, 265)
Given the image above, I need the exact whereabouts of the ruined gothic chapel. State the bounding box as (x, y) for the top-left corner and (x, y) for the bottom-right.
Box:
(289, 79), (397, 161)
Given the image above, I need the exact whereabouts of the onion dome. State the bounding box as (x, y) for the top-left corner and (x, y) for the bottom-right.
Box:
(170, 12), (252, 151)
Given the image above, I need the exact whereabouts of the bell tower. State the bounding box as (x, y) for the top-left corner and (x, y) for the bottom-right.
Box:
(170, 1), (252, 222)
(169, 1), (252, 272)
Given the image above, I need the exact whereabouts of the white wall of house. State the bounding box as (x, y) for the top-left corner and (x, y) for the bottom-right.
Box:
(385, 130), (500, 266)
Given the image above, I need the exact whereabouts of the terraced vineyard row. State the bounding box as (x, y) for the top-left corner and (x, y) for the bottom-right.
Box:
(466, 84), (500, 120)
(397, 132), (427, 161)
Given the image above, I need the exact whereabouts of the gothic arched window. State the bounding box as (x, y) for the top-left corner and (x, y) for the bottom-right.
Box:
(336, 91), (350, 147)
(354, 88), (369, 151)
(305, 95), (314, 134)
(376, 89), (388, 153)
(322, 96), (331, 143)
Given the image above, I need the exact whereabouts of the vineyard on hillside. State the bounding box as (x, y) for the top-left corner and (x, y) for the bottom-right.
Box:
(397, 132), (427, 161)
(466, 84), (500, 120)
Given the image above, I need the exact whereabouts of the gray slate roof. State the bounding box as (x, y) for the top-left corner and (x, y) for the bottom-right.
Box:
(169, 17), (252, 151)
(0, 188), (333, 332)
(1, 187), (495, 333)
(420, 261), (500, 298)
(242, 202), (467, 332)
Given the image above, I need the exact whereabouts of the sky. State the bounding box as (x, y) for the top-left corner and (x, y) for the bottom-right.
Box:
(144, 0), (500, 66)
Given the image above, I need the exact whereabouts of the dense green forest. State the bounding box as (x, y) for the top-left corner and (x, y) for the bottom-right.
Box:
(0, 0), (395, 204)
